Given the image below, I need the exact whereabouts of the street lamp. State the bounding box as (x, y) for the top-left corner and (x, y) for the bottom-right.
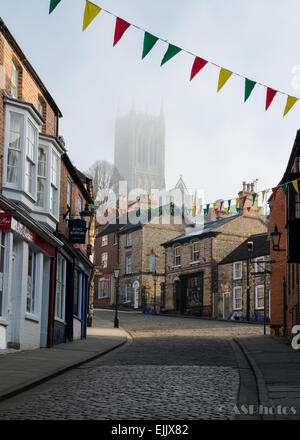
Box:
(113, 264), (120, 328)
(271, 225), (284, 251)
(153, 270), (158, 314)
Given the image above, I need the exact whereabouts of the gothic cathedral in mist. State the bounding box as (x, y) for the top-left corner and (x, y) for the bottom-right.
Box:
(114, 106), (166, 198)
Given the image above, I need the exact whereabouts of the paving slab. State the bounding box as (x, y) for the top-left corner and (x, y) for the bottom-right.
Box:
(0, 326), (128, 401)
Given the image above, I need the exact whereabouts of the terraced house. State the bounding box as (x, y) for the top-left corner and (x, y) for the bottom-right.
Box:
(162, 183), (268, 316)
(0, 19), (95, 350)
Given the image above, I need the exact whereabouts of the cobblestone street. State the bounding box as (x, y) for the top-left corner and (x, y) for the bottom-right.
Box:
(0, 310), (267, 420)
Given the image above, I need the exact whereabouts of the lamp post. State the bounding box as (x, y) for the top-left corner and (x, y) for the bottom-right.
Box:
(113, 264), (120, 328)
(153, 270), (158, 314)
(271, 225), (286, 251)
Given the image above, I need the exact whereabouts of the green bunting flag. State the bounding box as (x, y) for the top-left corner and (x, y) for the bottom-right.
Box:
(161, 44), (182, 66)
(49, 0), (61, 14)
(142, 32), (159, 59)
(252, 193), (257, 206)
(281, 184), (287, 196)
(244, 78), (256, 102)
(228, 200), (231, 210)
(269, 205), (274, 212)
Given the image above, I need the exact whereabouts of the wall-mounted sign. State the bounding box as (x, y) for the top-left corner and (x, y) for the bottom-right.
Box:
(68, 219), (87, 244)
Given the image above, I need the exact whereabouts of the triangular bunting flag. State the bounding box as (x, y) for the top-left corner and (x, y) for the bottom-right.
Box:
(242, 195), (247, 208)
(292, 180), (299, 194)
(252, 193), (257, 206)
(283, 96), (298, 117)
(142, 32), (159, 59)
(217, 68), (233, 92)
(213, 202), (216, 212)
(272, 187), (277, 201)
(192, 206), (197, 216)
(262, 190), (266, 202)
(113, 17), (131, 46)
(244, 78), (256, 102)
(258, 206), (262, 213)
(236, 207), (240, 213)
(49, 0), (61, 14)
(190, 57), (208, 81)
(266, 87), (277, 111)
(225, 208), (229, 215)
(235, 198), (240, 209)
(228, 200), (231, 211)
(83, 1), (101, 31)
(161, 44), (182, 66)
(282, 184), (287, 196)
(220, 201), (224, 211)
(269, 205), (274, 212)
(247, 207), (251, 212)
(215, 208), (218, 214)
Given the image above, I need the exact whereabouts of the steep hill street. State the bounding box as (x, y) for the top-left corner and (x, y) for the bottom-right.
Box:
(0, 309), (267, 420)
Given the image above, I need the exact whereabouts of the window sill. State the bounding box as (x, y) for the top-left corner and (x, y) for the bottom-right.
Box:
(233, 308), (242, 311)
(255, 307), (264, 311)
(73, 315), (82, 322)
(24, 312), (39, 323)
(172, 265), (181, 269)
(190, 261), (200, 265)
(233, 277), (242, 281)
(54, 316), (66, 325)
(0, 318), (8, 327)
(125, 245), (132, 249)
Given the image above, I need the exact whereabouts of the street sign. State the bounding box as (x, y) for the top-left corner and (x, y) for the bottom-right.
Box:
(68, 219), (86, 244)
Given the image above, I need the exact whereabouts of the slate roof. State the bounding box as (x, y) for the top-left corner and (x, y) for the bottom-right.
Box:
(219, 233), (270, 265)
(161, 214), (240, 247)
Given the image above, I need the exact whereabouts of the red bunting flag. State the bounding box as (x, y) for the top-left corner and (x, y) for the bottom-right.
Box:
(242, 195), (247, 208)
(220, 201), (224, 211)
(266, 87), (277, 111)
(190, 57), (208, 81)
(272, 187), (277, 201)
(247, 207), (251, 212)
(113, 17), (131, 46)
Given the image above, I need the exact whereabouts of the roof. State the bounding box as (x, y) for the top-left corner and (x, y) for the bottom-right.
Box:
(162, 214), (240, 247)
(219, 233), (270, 265)
(0, 18), (62, 118)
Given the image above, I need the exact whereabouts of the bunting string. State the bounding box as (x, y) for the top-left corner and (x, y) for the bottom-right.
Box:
(50, 0), (300, 117)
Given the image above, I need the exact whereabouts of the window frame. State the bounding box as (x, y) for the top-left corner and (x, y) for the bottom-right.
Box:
(98, 277), (110, 299)
(233, 261), (242, 280)
(125, 255), (132, 274)
(73, 270), (82, 319)
(11, 63), (18, 99)
(255, 257), (265, 274)
(102, 235), (108, 247)
(174, 245), (181, 267)
(26, 248), (37, 316)
(192, 241), (200, 262)
(124, 283), (131, 303)
(233, 286), (242, 311)
(255, 285), (265, 310)
(55, 255), (66, 322)
(126, 232), (132, 247)
(0, 232), (7, 320)
(101, 252), (108, 269)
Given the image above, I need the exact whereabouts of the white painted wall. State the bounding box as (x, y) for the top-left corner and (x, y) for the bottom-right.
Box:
(73, 317), (81, 340)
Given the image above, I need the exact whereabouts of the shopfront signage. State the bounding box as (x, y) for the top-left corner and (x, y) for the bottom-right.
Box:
(68, 219), (87, 244)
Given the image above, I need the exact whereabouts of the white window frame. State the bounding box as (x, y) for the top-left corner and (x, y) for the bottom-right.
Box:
(233, 262), (242, 280)
(73, 270), (82, 319)
(98, 277), (110, 299)
(7, 111), (23, 187)
(37, 146), (47, 209)
(125, 283), (131, 303)
(125, 256), (132, 274)
(55, 255), (66, 322)
(255, 285), (265, 310)
(25, 120), (37, 197)
(174, 245), (181, 266)
(192, 241), (200, 262)
(255, 257), (265, 274)
(102, 235), (108, 246)
(26, 248), (37, 315)
(233, 286), (242, 311)
(126, 233), (132, 247)
(11, 63), (18, 99)
(150, 253), (156, 272)
(101, 252), (108, 269)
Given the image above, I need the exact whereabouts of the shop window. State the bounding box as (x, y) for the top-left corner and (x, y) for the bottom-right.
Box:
(55, 255), (66, 321)
(26, 248), (37, 315)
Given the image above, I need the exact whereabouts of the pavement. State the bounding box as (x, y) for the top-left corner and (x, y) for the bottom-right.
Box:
(0, 325), (128, 402)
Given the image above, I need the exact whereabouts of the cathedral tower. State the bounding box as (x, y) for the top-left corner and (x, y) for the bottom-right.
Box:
(114, 106), (166, 198)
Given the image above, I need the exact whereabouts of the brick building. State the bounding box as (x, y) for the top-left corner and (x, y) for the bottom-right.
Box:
(0, 19), (95, 350)
(162, 183), (267, 316)
(270, 130), (300, 337)
(218, 233), (270, 321)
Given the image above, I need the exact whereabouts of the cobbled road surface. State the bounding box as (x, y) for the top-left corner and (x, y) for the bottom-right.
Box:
(0, 310), (266, 420)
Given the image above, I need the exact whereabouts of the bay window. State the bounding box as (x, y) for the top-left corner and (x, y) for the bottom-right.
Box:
(37, 148), (47, 208)
(50, 151), (59, 217)
(25, 121), (37, 196)
(7, 112), (22, 184)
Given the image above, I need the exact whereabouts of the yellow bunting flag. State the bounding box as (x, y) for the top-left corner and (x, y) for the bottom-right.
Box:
(83, 0), (101, 31)
(225, 208), (229, 215)
(217, 68), (233, 92)
(283, 96), (298, 117)
(262, 190), (266, 202)
(292, 180), (299, 194)
(213, 202), (216, 212)
(235, 198), (240, 209)
(192, 205), (196, 216)
(258, 206), (262, 213)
